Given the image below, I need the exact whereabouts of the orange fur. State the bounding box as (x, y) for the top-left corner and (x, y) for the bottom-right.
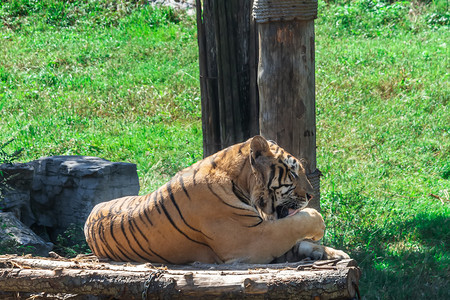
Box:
(84, 136), (348, 264)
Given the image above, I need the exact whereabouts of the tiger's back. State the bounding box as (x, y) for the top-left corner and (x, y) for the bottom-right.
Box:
(85, 140), (256, 264)
(85, 179), (225, 264)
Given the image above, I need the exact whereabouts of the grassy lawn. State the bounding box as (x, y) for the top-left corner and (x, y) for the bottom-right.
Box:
(315, 2), (449, 298)
(0, 0), (203, 193)
(1, 0), (449, 299)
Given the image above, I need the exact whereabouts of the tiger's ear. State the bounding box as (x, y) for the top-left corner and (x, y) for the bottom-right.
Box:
(250, 136), (272, 185)
(298, 158), (310, 173)
(250, 135), (272, 160)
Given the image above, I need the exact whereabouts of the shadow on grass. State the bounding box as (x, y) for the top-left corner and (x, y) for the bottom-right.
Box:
(354, 214), (449, 299)
(322, 192), (449, 299)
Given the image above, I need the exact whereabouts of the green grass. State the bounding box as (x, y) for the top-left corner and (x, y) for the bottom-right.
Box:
(0, 0), (449, 299)
(0, 0), (202, 192)
(315, 1), (449, 298)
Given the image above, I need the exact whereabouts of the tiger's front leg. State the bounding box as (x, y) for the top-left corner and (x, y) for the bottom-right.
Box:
(210, 208), (326, 264)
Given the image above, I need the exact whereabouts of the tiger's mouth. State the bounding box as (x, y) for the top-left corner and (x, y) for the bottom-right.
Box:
(276, 194), (313, 219)
(276, 203), (301, 219)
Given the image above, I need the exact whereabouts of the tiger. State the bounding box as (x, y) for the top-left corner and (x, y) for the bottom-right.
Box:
(84, 135), (349, 264)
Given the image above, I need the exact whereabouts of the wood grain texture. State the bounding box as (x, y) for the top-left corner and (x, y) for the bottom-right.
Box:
(257, 19), (320, 210)
(197, 0), (259, 157)
(0, 255), (360, 299)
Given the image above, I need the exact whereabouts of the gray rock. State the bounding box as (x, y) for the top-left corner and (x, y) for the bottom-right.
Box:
(28, 156), (140, 239)
(0, 212), (53, 257)
(1, 156), (140, 244)
(149, 0), (196, 13)
(0, 163), (34, 219)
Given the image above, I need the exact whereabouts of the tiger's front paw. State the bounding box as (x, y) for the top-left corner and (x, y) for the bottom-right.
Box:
(295, 208), (325, 241)
(304, 208), (325, 241)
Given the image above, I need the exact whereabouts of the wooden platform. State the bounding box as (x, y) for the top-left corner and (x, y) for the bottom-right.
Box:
(0, 254), (360, 299)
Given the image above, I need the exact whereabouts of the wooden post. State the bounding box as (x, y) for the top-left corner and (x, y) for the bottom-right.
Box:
(253, 0), (321, 210)
(196, 0), (259, 157)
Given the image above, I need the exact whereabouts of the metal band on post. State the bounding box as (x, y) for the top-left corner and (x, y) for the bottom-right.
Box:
(307, 168), (322, 206)
(253, 0), (318, 23)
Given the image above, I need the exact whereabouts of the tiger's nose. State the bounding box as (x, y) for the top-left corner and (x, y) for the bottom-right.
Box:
(306, 193), (313, 201)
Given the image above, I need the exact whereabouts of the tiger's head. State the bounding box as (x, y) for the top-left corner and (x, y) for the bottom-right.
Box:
(249, 136), (315, 220)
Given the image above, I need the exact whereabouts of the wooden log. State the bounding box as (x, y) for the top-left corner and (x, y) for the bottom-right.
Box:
(254, 0), (321, 210)
(0, 255), (360, 299)
(196, 0), (259, 157)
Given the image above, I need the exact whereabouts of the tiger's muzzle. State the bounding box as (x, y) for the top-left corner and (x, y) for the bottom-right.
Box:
(276, 193), (313, 219)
